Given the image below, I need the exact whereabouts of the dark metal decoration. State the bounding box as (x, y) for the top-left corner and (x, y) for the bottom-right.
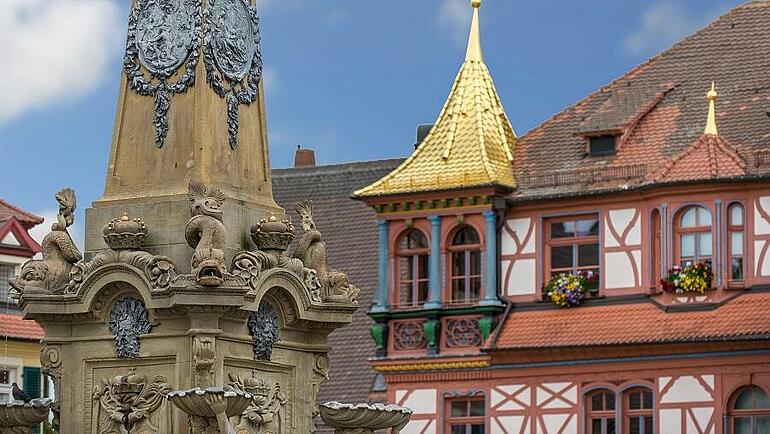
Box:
(248, 302), (279, 361)
(392, 320), (427, 351)
(108, 297), (152, 358)
(203, 0), (263, 149)
(124, 0), (202, 148)
(445, 318), (483, 348)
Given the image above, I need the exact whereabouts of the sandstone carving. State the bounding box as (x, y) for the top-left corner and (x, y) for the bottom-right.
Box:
(227, 374), (287, 434)
(186, 179), (228, 286)
(289, 200), (360, 304)
(168, 388), (253, 434)
(248, 303), (279, 361)
(0, 399), (54, 434)
(92, 369), (171, 433)
(319, 402), (412, 434)
(194, 336), (217, 388)
(108, 297), (153, 359)
(10, 188), (82, 297)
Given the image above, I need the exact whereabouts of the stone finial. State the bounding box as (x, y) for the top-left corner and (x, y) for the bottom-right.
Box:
(103, 211), (147, 250)
(251, 215), (295, 254)
(705, 82), (719, 136)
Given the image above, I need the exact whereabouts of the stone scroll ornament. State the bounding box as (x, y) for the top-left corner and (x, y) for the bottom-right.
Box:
(108, 297), (153, 359)
(203, 0), (263, 149)
(124, 0), (202, 148)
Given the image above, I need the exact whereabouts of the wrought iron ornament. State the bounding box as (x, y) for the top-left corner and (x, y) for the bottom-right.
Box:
(108, 297), (152, 358)
(248, 303), (279, 361)
(203, 0), (263, 149)
(124, 0), (202, 148)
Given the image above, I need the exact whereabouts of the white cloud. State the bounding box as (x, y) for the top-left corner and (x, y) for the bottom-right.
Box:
(263, 66), (280, 96)
(437, 0), (470, 45)
(0, 0), (123, 124)
(623, 1), (727, 57)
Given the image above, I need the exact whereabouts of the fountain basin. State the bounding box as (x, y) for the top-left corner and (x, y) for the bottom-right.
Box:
(167, 387), (252, 418)
(0, 398), (53, 427)
(320, 401), (412, 433)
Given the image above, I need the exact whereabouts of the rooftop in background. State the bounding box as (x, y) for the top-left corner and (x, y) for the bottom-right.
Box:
(0, 313), (44, 341)
(0, 199), (43, 230)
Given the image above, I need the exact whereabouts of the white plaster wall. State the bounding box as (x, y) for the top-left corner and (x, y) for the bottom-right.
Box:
(492, 416), (525, 434)
(491, 384), (528, 410)
(659, 409), (681, 434)
(502, 218), (535, 256)
(605, 209), (640, 247)
(755, 241), (770, 277)
(659, 376), (713, 403)
(604, 251), (640, 289)
(0, 232), (20, 246)
(396, 389), (437, 414)
(689, 407), (714, 433)
(506, 259), (537, 295)
(755, 197), (770, 235)
(537, 414), (575, 434)
(401, 420), (434, 434)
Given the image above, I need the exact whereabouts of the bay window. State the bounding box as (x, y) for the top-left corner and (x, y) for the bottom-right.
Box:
(675, 206), (713, 267)
(449, 226), (482, 304)
(395, 230), (429, 308)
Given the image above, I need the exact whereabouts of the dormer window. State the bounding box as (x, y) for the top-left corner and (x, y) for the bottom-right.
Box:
(588, 135), (617, 156)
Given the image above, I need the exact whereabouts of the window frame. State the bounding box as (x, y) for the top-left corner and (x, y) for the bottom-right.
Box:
(726, 203), (746, 285)
(728, 385), (770, 434)
(544, 214), (601, 282)
(674, 205), (714, 267)
(586, 388), (617, 434)
(393, 229), (430, 309)
(447, 225), (483, 306)
(587, 134), (618, 156)
(444, 396), (486, 434)
(623, 387), (654, 434)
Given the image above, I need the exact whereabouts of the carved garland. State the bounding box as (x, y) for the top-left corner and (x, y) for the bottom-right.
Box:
(203, 0), (263, 149)
(124, 0), (202, 148)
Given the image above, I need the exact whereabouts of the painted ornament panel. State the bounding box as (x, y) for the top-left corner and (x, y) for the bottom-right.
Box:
(204, 0), (263, 149)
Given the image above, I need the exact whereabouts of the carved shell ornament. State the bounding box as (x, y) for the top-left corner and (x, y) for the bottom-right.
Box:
(124, 0), (202, 148)
(203, 0), (263, 149)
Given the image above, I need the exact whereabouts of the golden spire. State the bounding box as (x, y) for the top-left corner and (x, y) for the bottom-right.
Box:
(354, 0), (517, 198)
(704, 82), (719, 135)
(466, 0), (483, 62)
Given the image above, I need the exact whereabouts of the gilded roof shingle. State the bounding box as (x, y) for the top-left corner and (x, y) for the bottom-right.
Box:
(354, 2), (516, 198)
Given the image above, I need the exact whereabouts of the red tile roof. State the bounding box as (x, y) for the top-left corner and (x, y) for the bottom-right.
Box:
(653, 134), (747, 182)
(0, 199), (43, 230)
(0, 313), (44, 341)
(513, 1), (770, 200)
(493, 292), (770, 350)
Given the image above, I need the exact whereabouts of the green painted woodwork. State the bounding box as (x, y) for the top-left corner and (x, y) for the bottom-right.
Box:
(422, 320), (439, 348)
(370, 324), (386, 351)
(478, 316), (493, 341)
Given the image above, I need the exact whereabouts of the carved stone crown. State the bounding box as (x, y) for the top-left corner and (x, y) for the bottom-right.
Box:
(112, 371), (145, 395)
(243, 377), (270, 396)
(103, 212), (148, 250)
(251, 215), (294, 252)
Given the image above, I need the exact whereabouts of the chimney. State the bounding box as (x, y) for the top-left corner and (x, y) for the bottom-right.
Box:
(414, 124), (434, 149)
(294, 145), (316, 168)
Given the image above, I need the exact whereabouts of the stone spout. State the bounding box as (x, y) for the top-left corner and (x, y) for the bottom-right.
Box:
(319, 402), (413, 434)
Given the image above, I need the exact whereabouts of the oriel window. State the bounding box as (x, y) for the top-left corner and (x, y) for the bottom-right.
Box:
(395, 230), (429, 308)
(449, 226), (482, 304)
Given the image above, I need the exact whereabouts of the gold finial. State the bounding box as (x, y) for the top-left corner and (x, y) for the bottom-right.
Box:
(704, 82), (718, 135)
(465, 0), (483, 61)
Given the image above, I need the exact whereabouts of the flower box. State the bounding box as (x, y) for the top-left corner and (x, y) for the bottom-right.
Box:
(544, 271), (599, 308)
(660, 263), (713, 294)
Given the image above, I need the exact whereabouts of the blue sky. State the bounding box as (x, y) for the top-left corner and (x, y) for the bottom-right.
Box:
(0, 0), (741, 243)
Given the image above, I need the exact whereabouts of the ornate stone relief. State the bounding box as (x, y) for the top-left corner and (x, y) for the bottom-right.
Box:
(10, 188), (81, 298)
(92, 368), (171, 433)
(124, 0), (202, 147)
(186, 179), (230, 286)
(289, 201), (360, 304)
(108, 297), (153, 359)
(309, 353), (330, 432)
(248, 303), (279, 361)
(194, 336), (217, 388)
(40, 344), (62, 430)
(227, 373), (287, 433)
(203, 0), (263, 149)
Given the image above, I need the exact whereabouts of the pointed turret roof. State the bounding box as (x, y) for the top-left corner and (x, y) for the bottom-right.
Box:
(653, 84), (746, 182)
(355, 0), (517, 198)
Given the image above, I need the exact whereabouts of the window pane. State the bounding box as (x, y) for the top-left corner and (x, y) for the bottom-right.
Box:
(643, 389), (653, 409)
(551, 221), (576, 238)
(452, 279), (465, 302)
(629, 417), (640, 434)
(732, 258), (744, 281)
(756, 387), (770, 408)
(606, 392), (615, 410)
(578, 244), (599, 267)
(681, 208), (696, 228)
(680, 234), (695, 258)
(551, 246), (573, 269)
(731, 205), (744, 225)
(698, 233), (712, 256)
(450, 401), (467, 417)
(607, 418), (616, 434)
(577, 219), (599, 236)
(591, 419), (602, 434)
(400, 257), (413, 281)
(734, 387), (757, 409)
(402, 231), (427, 249)
(453, 227), (480, 245)
(453, 253), (465, 276)
(758, 417), (770, 433)
(470, 251), (482, 275)
(591, 394), (603, 411)
(644, 416), (654, 434)
(469, 277), (482, 301)
(698, 207), (712, 226)
(451, 426), (465, 434)
(470, 425), (485, 434)
(629, 391), (641, 410)
(733, 417), (751, 434)
(399, 283), (413, 305)
(470, 400), (485, 416)
(731, 232), (744, 256)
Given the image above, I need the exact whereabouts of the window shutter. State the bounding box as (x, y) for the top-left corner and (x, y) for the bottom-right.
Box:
(22, 367), (41, 399)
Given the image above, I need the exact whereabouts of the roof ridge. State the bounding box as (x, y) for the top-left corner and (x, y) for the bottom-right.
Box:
(0, 198), (44, 224)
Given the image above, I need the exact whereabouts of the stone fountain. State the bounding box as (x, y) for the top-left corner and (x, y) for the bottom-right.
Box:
(7, 0), (411, 432)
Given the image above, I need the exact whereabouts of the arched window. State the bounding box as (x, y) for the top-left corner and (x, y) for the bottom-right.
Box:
(675, 206), (713, 267)
(586, 389), (616, 434)
(729, 386), (770, 433)
(624, 387), (654, 434)
(449, 226), (482, 304)
(728, 203), (746, 282)
(395, 230), (429, 308)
